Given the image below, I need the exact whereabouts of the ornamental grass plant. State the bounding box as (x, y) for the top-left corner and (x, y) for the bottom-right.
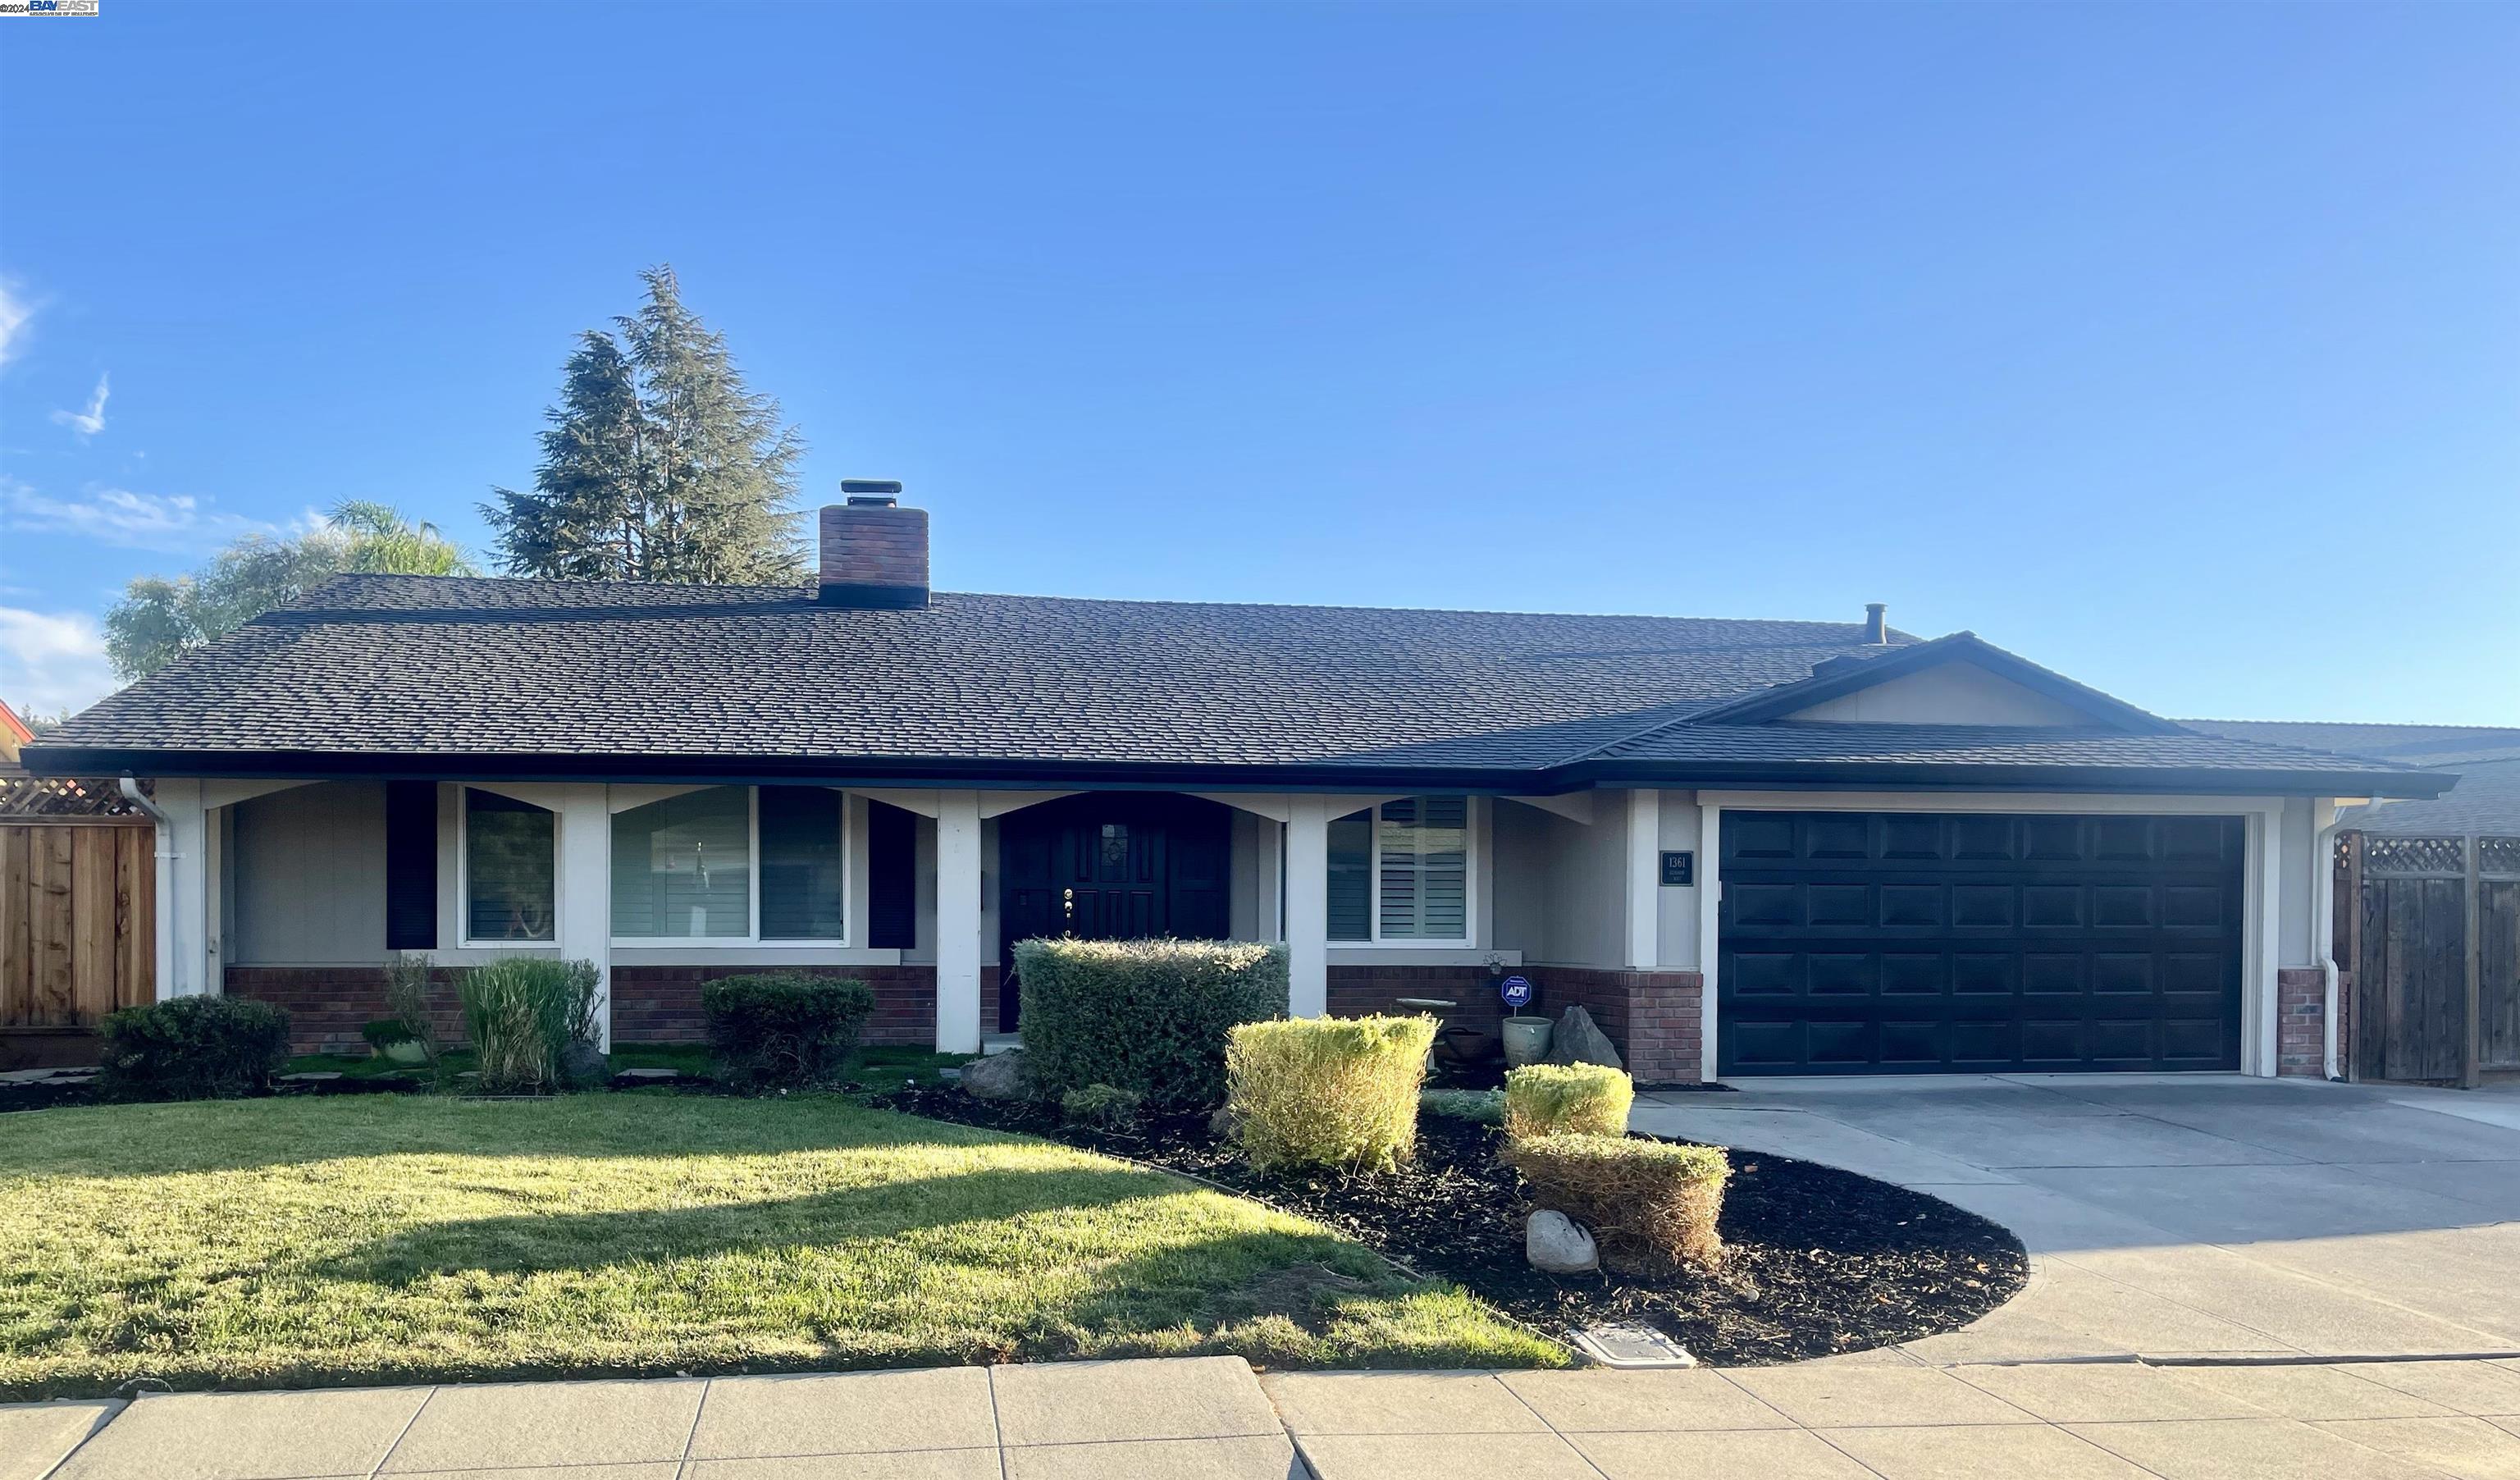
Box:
(460, 957), (600, 1094)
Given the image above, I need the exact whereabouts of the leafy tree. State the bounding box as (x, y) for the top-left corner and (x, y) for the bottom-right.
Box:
(103, 503), (473, 681)
(486, 266), (806, 583)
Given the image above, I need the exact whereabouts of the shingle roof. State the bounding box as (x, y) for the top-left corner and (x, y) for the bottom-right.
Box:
(25, 574), (2448, 795)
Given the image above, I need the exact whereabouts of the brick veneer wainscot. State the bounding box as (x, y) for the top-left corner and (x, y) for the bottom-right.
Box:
(2276, 966), (2336, 1078)
(1325, 963), (1705, 1085)
(229, 962), (943, 1054)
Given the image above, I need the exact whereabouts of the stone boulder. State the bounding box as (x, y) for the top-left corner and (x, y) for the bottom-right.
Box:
(961, 1048), (1035, 1101)
(1543, 1005), (1623, 1070)
(1527, 1210), (1600, 1274)
(557, 1039), (611, 1089)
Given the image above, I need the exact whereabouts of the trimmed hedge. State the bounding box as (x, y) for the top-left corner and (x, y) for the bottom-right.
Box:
(1014, 938), (1288, 1107)
(702, 973), (876, 1090)
(1503, 1132), (1731, 1270)
(461, 957), (600, 1094)
(96, 995), (292, 1102)
(1502, 1062), (1634, 1141)
(1228, 1014), (1438, 1173)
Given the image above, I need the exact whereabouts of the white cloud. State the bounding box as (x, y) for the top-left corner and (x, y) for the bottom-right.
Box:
(2, 477), (276, 554)
(0, 606), (116, 719)
(49, 372), (109, 437)
(0, 282), (30, 367)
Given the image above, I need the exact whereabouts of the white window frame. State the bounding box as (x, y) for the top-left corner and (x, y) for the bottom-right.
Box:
(1337, 795), (1479, 948)
(456, 785), (561, 950)
(608, 784), (852, 949)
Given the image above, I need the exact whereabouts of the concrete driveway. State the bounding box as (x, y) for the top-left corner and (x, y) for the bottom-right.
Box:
(1631, 1075), (2520, 1366)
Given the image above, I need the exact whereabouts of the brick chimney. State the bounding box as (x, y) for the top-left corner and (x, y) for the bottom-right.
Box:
(818, 482), (929, 609)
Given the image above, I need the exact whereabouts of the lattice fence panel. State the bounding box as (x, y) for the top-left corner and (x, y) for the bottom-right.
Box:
(2363, 835), (2470, 878)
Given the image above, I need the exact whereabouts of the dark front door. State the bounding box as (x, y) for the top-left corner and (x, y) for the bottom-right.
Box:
(1718, 811), (2247, 1075)
(997, 793), (1232, 1030)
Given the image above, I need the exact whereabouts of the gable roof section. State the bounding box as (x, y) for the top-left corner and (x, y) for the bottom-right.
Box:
(1685, 633), (2184, 733)
(2180, 719), (2520, 770)
(22, 575), (2448, 797)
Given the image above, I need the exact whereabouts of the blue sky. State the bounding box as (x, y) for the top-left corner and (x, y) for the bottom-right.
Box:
(2, 2), (2513, 726)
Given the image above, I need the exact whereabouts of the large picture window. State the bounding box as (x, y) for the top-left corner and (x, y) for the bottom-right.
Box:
(463, 788), (556, 943)
(609, 785), (847, 943)
(1327, 796), (1472, 943)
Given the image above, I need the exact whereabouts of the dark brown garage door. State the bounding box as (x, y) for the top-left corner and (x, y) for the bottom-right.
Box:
(1717, 811), (2246, 1075)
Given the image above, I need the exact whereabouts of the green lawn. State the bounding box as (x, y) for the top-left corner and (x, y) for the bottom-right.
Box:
(0, 1094), (1559, 1398)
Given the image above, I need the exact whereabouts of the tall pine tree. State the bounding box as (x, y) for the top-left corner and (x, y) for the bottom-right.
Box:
(486, 267), (806, 582)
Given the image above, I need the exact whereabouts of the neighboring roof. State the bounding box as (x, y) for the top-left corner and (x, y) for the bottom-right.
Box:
(24, 574), (2449, 797)
(2184, 719), (2520, 836)
(2180, 719), (2520, 770)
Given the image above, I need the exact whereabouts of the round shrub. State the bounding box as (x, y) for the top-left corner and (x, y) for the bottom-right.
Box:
(1503, 1132), (1731, 1270)
(1501, 1062), (1634, 1141)
(1227, 1014), (1438, 1174)
(702, 973), (876, 1090)
(1015, 938), (1288, 1108)
(96, 995), (292, 1102)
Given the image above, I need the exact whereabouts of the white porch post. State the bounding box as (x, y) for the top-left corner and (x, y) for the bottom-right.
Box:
(936, 789), (984, 1053)
(1625, 788), (1660, 970)
(1285, 797), (1331, 1017)
(148, 779), (212, 999)
(555, 784), (613, 1051)
(1697, 802), (1723, 1083)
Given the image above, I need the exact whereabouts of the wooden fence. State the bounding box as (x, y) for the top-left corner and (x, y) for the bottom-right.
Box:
(0, 819), (158, 1064)
(2337, 832), (2520, 1085)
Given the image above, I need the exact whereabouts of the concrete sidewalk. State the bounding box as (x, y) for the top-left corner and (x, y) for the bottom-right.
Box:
(16, 1354), (2520, 1480)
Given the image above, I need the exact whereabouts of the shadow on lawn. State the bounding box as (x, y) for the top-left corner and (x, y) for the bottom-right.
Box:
(317, 1163), (1219, 1284)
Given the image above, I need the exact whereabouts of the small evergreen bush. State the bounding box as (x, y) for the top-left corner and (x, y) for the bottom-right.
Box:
(1060, 1081), (1145, 1131)
(701, 973), (875, 1089)
(1228, 1015), (1438, 1174)
(461, 957), (600, 1094)
(95, 995), (292, 1102)
(1501, 1062), (1634, 1140)
(1016, 938), (1288, 1107)
(1419, 1088), (1504, 1125)
(1502, 1132), (1731, 1270)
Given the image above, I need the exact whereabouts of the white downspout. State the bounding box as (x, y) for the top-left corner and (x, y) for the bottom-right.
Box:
(2313, 799), (2343, 1081)
(119, 777), (180, 999)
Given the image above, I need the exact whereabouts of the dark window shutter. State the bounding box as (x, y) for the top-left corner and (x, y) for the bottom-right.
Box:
(384, 781), (439, 951)
(866, 799), (916, 949)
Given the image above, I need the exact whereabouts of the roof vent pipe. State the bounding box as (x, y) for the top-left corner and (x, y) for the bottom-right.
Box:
(1862, 603), (1888, 645)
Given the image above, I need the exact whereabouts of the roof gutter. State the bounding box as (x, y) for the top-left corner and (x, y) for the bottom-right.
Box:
(19, 745), (2454, 801)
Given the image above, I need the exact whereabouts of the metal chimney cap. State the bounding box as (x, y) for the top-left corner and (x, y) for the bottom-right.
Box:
(840, 478), (904, 506)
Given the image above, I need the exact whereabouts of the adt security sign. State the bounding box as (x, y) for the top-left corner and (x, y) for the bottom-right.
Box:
(1499, 975), (1533, 1010)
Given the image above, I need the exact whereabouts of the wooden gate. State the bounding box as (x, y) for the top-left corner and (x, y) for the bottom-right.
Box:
(2340, 832), (2520, 1084)
(1, 770), (160, 1067)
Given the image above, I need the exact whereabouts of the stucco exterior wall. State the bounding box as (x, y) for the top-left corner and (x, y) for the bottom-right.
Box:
(1785, 663), (2093, 725)
(227, 782), (389, 965)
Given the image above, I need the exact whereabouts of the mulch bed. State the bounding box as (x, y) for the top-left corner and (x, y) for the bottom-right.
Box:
(877, 1085), (2028, 1367)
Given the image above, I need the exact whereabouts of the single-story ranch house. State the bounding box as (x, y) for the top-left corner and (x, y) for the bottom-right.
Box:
(24, 496), (2450, 1083)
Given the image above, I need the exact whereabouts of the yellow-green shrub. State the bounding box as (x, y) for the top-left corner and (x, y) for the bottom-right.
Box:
(1502, 1132), (1730, 1270)
(1227, 1015), (1438, 1173)
(1501, 1062), (1634, 1140)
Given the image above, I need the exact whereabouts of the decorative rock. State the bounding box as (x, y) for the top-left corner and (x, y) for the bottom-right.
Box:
(558, 1039), (611, 1089)
(961, 1048), (1034, 1101)
(1544, 1005), (1622, 1070)
(1209, 1103), (1241, 1140)
(1527, 1210), (1600, 1273)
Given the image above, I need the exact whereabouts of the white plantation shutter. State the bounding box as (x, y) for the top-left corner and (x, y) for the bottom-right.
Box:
(1377, 796), (1468, 939)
